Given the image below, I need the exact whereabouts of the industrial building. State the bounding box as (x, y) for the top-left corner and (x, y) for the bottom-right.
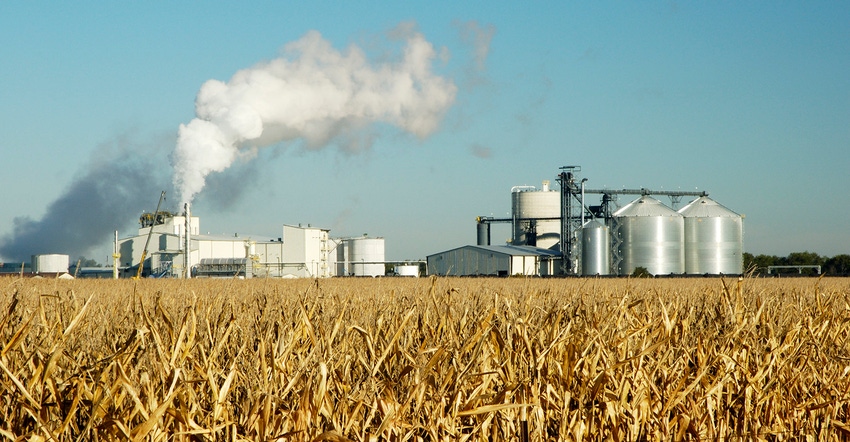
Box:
(117, 212), (386, 278)
(427, 245), (560, 276)
(467, 165), (744, 277)
(6, 165), (740, 279)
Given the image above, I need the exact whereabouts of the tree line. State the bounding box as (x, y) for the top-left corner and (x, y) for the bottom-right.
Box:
(743, 252), (850, 276)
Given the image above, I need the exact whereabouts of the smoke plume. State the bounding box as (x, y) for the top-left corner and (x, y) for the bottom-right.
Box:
(172, 25), (458, 204)
(0, 134), (171, 262)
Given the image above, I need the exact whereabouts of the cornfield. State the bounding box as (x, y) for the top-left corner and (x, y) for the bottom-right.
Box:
(1, 275), (848, 441)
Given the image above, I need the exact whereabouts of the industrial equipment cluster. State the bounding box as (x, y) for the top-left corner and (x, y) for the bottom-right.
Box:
(11, 165), (744, 278)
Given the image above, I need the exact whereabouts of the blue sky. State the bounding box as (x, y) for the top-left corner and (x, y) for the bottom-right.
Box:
(1, 1), (848, 263)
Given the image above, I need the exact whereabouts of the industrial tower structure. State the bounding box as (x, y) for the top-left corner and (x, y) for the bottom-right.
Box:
(477, 165), (708, 275)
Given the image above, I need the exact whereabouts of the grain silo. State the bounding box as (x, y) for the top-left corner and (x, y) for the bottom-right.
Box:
(511, 181), (560, 249)
(614, 196), (684, 276)
(580, 220), (610, 275)
(678, 196), (743, 275)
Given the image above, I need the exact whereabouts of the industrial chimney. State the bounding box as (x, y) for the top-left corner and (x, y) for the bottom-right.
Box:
(184, 203), (192, 279)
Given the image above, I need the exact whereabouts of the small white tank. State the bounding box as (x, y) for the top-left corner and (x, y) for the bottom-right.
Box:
(395, 265), (420, 277)
(32, 254), (70, 274)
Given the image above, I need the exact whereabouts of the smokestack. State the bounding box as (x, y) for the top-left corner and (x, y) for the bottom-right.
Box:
(184, 203), (191, 279)
(112, 230), (119, 279)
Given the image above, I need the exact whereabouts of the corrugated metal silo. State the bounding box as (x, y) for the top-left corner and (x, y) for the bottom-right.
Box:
(614, 196), (684, 276)
(678, 196), (743, 275)
(511, 181), (560, 249)
(580, 220), (610, 275)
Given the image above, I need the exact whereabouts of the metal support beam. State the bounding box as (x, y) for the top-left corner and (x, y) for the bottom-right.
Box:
(557, 166), (582, 275)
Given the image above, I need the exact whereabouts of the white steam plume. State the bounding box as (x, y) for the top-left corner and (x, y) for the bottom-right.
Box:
(172, 26), (457, 204)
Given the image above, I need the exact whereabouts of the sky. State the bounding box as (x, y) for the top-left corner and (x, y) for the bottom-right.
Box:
(0, 1), (848, 264)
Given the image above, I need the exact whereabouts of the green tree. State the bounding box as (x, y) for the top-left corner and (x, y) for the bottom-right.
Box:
(784, 251), (824, 266)
(743, 253), (756, 273)
(782, 251), (824, 275)
(824, 254), (850, 276)
(631, 266), (651, 278)
(746, 254), (778, 275)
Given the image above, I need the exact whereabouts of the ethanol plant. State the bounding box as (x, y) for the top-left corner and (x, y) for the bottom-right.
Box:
(476, 165), (744, 276)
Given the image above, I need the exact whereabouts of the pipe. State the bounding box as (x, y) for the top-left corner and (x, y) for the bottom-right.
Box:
(184, 203), (192, 279)
(581, 179), (587, 225)
(112, 230), (120, 279)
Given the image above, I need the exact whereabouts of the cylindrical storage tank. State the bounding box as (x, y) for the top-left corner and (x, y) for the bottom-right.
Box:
(511, 183), (560, 249)
(678, 196), (743, 275)
(335, 239), (347, 276)
(32, 254), (70, 274)
(396, 265), (420, 277)
(348, 237), (385, 277)
(476, 220), (490, 246)
(580, 220), (610, 275)
(614, 196), (684, 276)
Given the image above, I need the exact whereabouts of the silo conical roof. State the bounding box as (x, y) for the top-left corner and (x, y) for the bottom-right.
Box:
(678, 196), (740, 218)
(613, 196), (681, 217)
(582, 219), (605, 229)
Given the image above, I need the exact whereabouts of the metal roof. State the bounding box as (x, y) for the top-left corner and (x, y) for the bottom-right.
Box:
(678, 196), (740, 218)
(429, 244), (561, 258)
(613, 195), (681, 217)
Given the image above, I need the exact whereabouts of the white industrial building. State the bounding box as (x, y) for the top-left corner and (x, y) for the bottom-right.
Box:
(117, 214), (385, 278)
(426, 245), (560, 277)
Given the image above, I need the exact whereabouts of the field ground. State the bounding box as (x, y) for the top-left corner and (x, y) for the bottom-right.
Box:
(0, 276), (849, 441)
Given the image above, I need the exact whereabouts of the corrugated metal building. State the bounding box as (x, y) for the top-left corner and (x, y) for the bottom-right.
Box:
(427, 245), (560, 276)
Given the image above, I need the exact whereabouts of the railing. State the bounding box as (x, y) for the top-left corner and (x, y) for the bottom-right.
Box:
(767, 265), (821, 275)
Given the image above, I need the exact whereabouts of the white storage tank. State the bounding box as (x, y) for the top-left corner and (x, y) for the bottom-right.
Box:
(395, 265), (420, 277)
(580, 220), (610, 276)
(348, 237), (385, 277)
(511, 181), (560, 250)
(614, 196), (684, 276)
(678, 196), (743, 275)
(32, 254), (70, 274)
